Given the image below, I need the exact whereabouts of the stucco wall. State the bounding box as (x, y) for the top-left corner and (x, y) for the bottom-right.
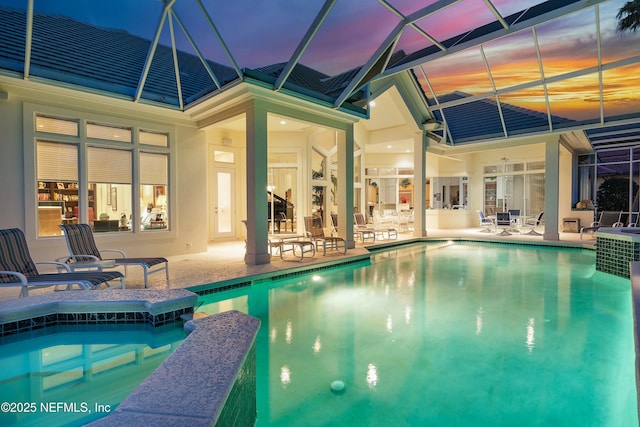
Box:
(0, 80), (209, 262)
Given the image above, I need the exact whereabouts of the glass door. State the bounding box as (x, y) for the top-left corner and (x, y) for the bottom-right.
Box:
(209, 147), (237, 240)
(211, 167), (235, 239)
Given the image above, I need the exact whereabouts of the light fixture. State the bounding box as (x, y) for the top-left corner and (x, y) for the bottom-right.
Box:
(369, 100), (376, 108)
(280, 120), (286, 125)
(422, 119), (442, 131)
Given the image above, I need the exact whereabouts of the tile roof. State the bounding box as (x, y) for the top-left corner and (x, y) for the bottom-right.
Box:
(0, 7), (237, 107)
(433, 92), (574, 144)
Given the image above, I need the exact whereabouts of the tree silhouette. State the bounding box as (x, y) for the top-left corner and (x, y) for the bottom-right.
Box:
(617, 0), (640, 33)
(596, 178), (638, 211)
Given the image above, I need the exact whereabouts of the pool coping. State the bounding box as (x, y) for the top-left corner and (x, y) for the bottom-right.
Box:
(0, 289), (198, 336)
(86, 310), (261, 427)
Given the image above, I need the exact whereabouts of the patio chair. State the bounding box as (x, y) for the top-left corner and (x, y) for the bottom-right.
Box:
(59, 223), (169, 288)
(0, 228), (124, 298)
(397, 210), (414, 232)
(495, 212), (513, 236)
(304, 216), (347, 255)
(370, 211), (399, 239)
(579, 211), (622, 239)
(476, 210), (495, 233)
(351, 212), (375, 243)
(507, 209), (521, 231)
(354, 212), (397, 240)
(521, 211), (544, 235)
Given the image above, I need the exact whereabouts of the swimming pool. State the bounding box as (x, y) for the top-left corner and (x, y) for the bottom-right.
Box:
(196, 241), (638, 426)
(0, 323), (185, 426)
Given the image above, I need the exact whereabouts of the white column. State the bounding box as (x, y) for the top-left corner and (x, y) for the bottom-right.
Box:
(544, 137), (560, 241)
(244, 102), (271, 265)
(337, 125), (355, 248)
(413, 132), (427, 237)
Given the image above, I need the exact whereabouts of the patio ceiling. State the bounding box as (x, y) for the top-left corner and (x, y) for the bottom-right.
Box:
(0, 0), (638, 151)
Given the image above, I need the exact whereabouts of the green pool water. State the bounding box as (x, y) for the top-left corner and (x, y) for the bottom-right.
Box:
(0, 323), (185, 426)
(196, 242), (638, 427)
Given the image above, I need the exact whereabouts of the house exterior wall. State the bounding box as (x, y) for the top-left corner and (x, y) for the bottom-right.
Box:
(0, 79), (209, 262)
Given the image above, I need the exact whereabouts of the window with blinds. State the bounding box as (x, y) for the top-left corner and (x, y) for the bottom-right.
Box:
(140, 153), (168, 231)
(35, 116), (79, 136)
(31, 108), (171, 235)
(140, 130), (168, 147)
(88, 147), (133, 232)
(88, 147), (132, 184)
(140, 152), (168, 185)
(37, 141), (78, 182)
(87, 123), (132, 143)
(36, 141), (79, 236)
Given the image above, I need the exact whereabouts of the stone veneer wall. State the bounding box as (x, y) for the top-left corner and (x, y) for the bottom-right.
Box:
(596, 233), (640, 278)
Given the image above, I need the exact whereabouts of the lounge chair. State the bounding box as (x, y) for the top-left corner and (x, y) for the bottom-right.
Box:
(348, 213), (375, 243)
(521, 211), (544, 235)
(579, 211), (622, 239)
(476, 210), (495, 232)
(304, 216), (347, 255)
(397, 210), (414, 232)
(0, 228), (124, 298)
(369, 211), (399, 239)
(59, 223), (169, 288)
(354, 212), (397, 240)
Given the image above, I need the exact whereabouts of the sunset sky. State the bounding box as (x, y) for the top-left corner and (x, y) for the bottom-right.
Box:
(1, 0), (638, 131)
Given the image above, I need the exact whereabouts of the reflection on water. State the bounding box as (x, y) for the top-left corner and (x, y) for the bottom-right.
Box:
(0, 323), (185, 426)
(526, 317), (536, 352)
(280, 365), (291, 388)
(476, 306), (484, 335)
(197, 242), (638, 427)
(312, 336), (322, 355)
(366, 363), (378, 390)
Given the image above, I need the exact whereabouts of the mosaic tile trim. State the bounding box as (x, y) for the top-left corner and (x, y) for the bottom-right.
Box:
(191, 258), (372, 295)
(596, 236), (640, 278)
(215, 341), (257, 427)
(270, 258), (370, 281)
(0, 307), (193, 337)
(193, 280), (252, 296)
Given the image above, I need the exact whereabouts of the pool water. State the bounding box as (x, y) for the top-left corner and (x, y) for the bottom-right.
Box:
(196, 242), (638, 427)
(0, 323), (185, 426)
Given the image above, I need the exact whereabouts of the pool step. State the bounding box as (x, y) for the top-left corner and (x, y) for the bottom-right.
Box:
(181, 311), (209, 322)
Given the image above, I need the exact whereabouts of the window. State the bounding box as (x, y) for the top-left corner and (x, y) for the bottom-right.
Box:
(36, 141), (79, 236)
(35, 116), (78, 136)
(30, 111), (171, 237)
(87, 123), (132, 142)
(88, 147), (132, 232)
(140, 153), (168, 230)
(214, 150), (235, 163)
(483, 161), (545, 216)
(431, 177), (467, 209)
(140, 130), (169, 147)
